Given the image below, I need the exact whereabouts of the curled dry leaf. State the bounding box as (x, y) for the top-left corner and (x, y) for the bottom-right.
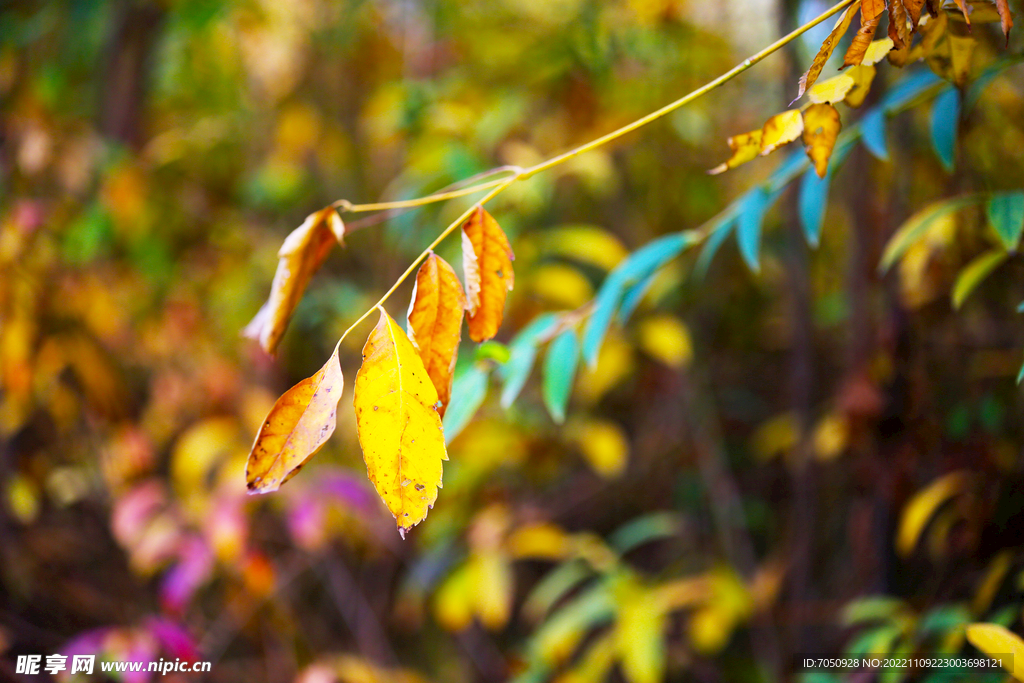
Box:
(407, 253), (466, 417)
(843, 11), (883, 68)
(246, 348), (344, 493)
(889, 0), (911, 48)
(952, 0), (970, 24)
(803, 103), (842, 178)
(244, 207), (346, 354)
(904, 0), (927, 28)
(760, 110), (804, 156)
(354, 309), (447, 536)
(708, 129), (763, 174)
(995, 0), (1013, 44)
(795, 1), (860, 102)
(462, 207), (515, 342)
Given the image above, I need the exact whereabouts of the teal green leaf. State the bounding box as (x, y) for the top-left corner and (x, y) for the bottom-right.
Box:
(500, 313), (559, 408)
(799, 166), (830, 247)
(693, 205), (740, 280)
(881, 70), (943, 113)
(987, 191), (1024, 252)
(618, 268), (659, 324)
(542, 329), (580, 424)
(952, 250), (1007, 310)
(861, 108), (889, 160)
(736, 187), (779, 272)
(582, 232), (697, 367)
(930, 87), (960, 172)
(443, 364), (490, 444)
(607, 512), (680, 554)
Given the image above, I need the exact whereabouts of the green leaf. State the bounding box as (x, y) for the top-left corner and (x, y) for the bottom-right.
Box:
(841, 596), (907, 626)
(582, 232), (697, 367)
(693, 206), (740, 280)
(987, 191), (1024, 252)
(736, 186), (782, 272)
(930, 87), (960, 172)
(952, 250), (1007, 310)
(607, 512), (681, 554)
(966, 56), (1024, 110)
(500, 313), (559, 408)
(799, 166), (829, 247)
(543, 329), (580, 424)
(443, 364), (490, 444)
(881, 70), (943, 114)
(879, 197), (978, 272)
(475, 340), (511, 364)
(860, 108), (889, 161)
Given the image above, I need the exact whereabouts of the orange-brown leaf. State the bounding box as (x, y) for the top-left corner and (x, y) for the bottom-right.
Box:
(803, 104), (842, 178)
(244, 207), (345, 354)
(462, 207), (515, 343)
(952, 0), (970, 23)
(904, 0), (927, 27)
(862, 0), (886, 22)
(246, 348), (344, 493)
(889, 0), (911, 48)
(795, 1), (860, 101)
(843, 11), (883, 68)
(407, 253), (466, 417)
(995, 0), (1013, 44)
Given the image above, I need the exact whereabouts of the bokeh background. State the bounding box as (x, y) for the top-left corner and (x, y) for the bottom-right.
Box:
(3, 0), (1024, 681)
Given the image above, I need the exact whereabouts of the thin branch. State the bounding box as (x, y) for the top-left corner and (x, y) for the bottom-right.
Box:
(328, 0), (857, 344)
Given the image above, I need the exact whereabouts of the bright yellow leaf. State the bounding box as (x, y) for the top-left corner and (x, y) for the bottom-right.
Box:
(760, 110), (805, 156)
(637, 315), (692, 368)
(966, 623), (1024, 681)
(896, 471), (969, 556)
(542, 224), (629, 271)
(802, 103), (842, 178)
(807, 72), (856, 105)
(708, 129), (763, 175)
(567, 418), (629, 478)
(354, 309), (447, 536)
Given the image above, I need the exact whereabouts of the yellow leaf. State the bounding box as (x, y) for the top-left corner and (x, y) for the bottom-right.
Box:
(637, 315), (692, 368)
(896, 471), (969, 556)
(615, 584), (666, 683)
(354, 309), (447, 535)
(407, 253), (465, 417)
(542, 224), (628, 271)
(246, 348), (343, 493)
(812, 413), (849, 461)
(966, 623), (1024, 681)
(708, 129), (763, 175)
(843, 11), (882, 67)
(567, 418), (629, 478)
(506, 523), (572, 560)
(807, 72), (856, 105)
(530, 263), (594, 308)
(752, 412), (799, 462)
(952, 249), (1007, 310)
(244, 207), (345, 354)
(844, 64), (877, 108)
(802, 103), (842, 179)
(796, 1), (861, 100)
(760, 110), (805, 156)
(462, 207), (515, 342)
(470, 550), (514, 630)
(576, 333), (634, 403)
(434, 563), (474, 631)
(863, 38), (895, 65)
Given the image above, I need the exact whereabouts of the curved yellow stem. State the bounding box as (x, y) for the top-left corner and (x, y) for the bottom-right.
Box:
(331, 0), (857, 341)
